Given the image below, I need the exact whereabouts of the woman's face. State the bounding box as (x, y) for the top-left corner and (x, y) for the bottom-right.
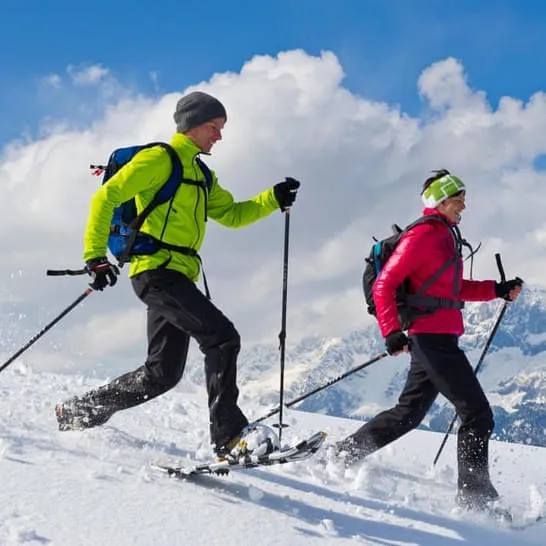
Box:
(437, 191), (466, 223)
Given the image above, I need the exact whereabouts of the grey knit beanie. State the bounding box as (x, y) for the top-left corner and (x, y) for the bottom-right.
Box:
(173, 91), (227, 133)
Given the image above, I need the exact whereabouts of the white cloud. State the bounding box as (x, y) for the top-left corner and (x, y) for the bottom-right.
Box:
(41, 74), (62, 89)
(67, 64), (110, 86)
(2, 50), (546, 376)
(418, 56), (488, 112)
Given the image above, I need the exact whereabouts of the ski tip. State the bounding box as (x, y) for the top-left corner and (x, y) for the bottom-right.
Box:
(150, 463), (170, 473)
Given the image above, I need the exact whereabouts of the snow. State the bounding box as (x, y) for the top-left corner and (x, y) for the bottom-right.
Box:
(0, 366), (544, 546)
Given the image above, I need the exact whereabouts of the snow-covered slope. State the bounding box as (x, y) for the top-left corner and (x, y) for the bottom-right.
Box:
(0, 366), (544, 546)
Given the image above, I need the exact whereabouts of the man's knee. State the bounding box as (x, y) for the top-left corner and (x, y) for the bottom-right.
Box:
(214, 332), (241, 370)
(219, 330), (241, 353)
(202, 329), (241, 380)
(203, 325), (240, 354)
(144, 362), (184, 391)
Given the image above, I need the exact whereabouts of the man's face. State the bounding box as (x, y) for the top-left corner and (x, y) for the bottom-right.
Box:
(186, 117), (226, 153)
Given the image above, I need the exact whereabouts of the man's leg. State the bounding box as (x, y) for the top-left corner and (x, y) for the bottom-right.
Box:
(410, 334), (496, 506)
(132, 269), (248, 450)
(337, 356), (438, 463)
(56, 271), (191, 431)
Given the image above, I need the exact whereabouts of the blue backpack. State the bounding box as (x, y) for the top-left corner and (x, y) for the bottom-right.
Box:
(92, 142), (213, 266)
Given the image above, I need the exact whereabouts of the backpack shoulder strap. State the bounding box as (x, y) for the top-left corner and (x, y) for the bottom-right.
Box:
(404, 214), (462, 297)
(144, 142), (184, 206)
(118, 143), (183, 265)
(126, 142), (182, 227)
(195, 156), (214, 192)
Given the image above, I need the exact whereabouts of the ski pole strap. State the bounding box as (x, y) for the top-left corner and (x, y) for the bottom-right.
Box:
(46, 268), (88, 276)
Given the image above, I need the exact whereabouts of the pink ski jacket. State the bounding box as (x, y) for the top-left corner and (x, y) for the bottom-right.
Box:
(373, 208), (497, 337)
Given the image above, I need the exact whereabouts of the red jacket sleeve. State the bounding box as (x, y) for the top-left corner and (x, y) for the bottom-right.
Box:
(373, 225), (435, 337)
(459, 279), (496, 301)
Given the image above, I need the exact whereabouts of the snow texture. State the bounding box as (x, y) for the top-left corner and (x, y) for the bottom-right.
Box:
(0, 366), (544, 545)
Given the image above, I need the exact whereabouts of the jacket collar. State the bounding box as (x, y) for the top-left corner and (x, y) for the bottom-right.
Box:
(170, 132), (202, 157)
(422, 207), (456, 226)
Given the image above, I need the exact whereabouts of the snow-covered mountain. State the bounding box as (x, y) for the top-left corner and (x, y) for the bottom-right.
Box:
(184, 286), (546, 447)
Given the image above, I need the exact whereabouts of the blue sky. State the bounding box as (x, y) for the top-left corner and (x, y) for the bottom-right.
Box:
(2, 0), (546, 145)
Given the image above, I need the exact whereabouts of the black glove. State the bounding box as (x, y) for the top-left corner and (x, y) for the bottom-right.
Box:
(494, 277), (523, 301)
(385, 330), (409, 356)
(273, 177), (301, 211)
(85, 257), (120, 291)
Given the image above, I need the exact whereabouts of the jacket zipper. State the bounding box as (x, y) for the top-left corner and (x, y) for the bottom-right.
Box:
(191, 155), (206, 249)
(159, 200), (175, 241)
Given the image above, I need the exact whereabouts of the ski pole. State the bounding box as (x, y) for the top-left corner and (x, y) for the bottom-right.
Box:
(432, 253), (510, 466)
(274, 209), (291, 442)
(0, 288), (93, 374)
(255, 351), (388, 424)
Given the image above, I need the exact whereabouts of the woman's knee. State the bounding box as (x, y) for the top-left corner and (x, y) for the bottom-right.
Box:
(476, 405), (495, 433)
(386, 404), (428, 431)
(461, 404), (494, 435)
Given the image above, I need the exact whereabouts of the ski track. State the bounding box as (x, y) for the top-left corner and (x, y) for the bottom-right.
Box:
(0, 368), (544, 546)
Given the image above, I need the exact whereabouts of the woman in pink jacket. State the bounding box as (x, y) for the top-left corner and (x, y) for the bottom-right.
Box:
(336, 170), (523, 511)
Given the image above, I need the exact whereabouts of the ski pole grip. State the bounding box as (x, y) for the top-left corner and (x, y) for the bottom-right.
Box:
(495, 253), (506, 283)
(46, 268), (88, 276)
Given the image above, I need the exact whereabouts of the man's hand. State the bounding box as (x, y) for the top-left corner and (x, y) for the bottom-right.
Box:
(494, 277), (523, 302)
(85, 257), (120, 291)
(385, 330), (409, 356)
(274, 177), (300, 211)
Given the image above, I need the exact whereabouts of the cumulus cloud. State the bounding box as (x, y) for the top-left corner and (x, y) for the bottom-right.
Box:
(1, 50), (546, 375)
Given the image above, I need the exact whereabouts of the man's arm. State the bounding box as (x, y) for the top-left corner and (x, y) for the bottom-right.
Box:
(207, 178), (281, 228)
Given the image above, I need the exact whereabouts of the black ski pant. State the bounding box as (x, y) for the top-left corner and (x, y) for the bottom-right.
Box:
(75, 269), (248, 448)
(340, 334), (495, 494)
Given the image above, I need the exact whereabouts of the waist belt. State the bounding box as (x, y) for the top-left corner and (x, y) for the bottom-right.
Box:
(155, 239), (199, 257)
(110, 225), (200, 259)
(405, 295), (465, 310)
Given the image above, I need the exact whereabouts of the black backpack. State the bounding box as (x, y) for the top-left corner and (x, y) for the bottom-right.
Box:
(362, 215), (467, 330)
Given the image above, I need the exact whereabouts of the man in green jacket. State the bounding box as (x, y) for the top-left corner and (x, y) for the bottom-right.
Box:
(56, 91), (300, 457)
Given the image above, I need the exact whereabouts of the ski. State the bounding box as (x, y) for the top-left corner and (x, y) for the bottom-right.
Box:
(151, 431), (326, 478)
